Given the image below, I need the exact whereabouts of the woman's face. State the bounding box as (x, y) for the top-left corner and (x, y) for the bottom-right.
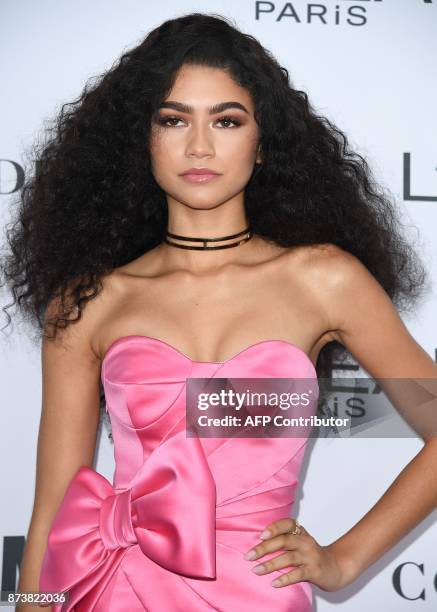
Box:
(149, 64), (261, 209)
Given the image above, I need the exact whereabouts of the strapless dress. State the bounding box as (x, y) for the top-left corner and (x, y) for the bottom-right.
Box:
(39, 335), (319, 611)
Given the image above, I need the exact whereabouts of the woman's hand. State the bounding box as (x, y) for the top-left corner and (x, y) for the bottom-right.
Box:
(243, 518), (358, 592)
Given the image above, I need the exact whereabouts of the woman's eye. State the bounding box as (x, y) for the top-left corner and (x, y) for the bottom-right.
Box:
(157, 116), (241, 128)
(159, 116), (183, 127)
(216, 116), (241, 128)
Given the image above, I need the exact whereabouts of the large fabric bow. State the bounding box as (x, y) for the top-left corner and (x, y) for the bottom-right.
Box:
(39, 434), (217, 609)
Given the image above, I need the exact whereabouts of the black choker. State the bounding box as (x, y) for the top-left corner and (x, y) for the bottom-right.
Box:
(164, 227), (252, 250)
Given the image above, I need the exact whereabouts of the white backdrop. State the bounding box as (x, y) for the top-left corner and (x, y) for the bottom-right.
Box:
(1, 1), (436, 610)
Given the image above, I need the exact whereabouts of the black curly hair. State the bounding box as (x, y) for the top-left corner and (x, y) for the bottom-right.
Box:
(0, 12), (428, 389)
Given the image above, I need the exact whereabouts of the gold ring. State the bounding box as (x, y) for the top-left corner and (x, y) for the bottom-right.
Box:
(290, 518), (302, 535)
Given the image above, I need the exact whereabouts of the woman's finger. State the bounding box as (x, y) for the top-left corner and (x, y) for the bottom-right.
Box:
(271, 566), (308, 588)
(250, 550), (304, 575)
(259, 517), (301, 540)
(244, 534), (309, 561)
(244, 517), (306, 561)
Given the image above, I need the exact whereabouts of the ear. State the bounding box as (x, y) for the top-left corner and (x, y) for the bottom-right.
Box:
(255, 144), (263, 165)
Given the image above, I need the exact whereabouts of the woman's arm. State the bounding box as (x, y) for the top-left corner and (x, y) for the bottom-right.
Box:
(16, 296), (102, 611)
(318, 246), (437, 583)
(243, 245), (437, 591)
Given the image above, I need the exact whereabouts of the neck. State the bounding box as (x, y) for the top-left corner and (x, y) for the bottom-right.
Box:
(158, 229), (263, 275)
(165, 226), (251, 250)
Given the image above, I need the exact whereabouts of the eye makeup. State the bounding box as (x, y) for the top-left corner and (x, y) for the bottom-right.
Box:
(155, 114), (243, 128)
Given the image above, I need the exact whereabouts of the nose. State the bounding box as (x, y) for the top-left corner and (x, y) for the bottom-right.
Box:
(185, 122), (215, 158)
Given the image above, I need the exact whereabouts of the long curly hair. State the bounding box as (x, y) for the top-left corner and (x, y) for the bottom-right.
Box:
(0, 12), (428, 387)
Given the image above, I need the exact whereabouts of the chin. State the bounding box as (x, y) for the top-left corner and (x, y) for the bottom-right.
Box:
(184, 199), (224, 210)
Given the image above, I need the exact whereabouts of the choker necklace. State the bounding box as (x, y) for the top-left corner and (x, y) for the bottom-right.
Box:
(164, 227), (252, 250)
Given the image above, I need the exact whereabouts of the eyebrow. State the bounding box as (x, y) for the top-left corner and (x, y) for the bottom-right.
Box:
(157, 101), (250, 115)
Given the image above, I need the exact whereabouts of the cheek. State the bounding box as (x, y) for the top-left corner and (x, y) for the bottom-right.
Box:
(228, 130), (259, 158)
(226, 138), (259, 171)
(149, 140), (175, 179)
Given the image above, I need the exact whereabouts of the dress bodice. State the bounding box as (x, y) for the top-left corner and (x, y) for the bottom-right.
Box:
(101, 335), (318, 489)
(40, 335), (319, 611)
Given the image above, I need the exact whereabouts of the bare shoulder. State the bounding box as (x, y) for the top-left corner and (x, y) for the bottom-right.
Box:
(288, 242), (369, 289)
(290, 244), (436, 380)
(281, 243), (371, 343)
(43, 270), (126, 363)
(292, 242), (393, 338)
(279, 242), (357, 285)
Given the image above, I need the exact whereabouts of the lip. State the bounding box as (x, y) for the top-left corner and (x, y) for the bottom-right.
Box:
(180, 168), (221, 183)
(181, 167), (220, 175)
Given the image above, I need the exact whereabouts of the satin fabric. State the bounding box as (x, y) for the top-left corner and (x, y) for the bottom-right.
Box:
(39, 336), (319, 611)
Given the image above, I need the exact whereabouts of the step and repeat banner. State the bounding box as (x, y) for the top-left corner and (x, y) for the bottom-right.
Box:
(1, 1), (436, 610)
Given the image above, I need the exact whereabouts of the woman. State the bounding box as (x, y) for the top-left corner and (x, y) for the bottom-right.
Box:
(2, 11), (436, 612)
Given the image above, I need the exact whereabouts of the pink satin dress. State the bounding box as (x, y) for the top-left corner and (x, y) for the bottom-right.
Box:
(39, 335), (318, 611)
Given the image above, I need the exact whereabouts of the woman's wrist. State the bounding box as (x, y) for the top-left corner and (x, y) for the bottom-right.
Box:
(324, 540), (362, 589)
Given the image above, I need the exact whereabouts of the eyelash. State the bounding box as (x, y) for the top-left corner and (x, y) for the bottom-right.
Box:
(157, 115), (242, 128)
